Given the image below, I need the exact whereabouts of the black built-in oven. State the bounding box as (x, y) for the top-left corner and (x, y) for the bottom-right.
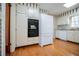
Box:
(28, 19), (39, 37)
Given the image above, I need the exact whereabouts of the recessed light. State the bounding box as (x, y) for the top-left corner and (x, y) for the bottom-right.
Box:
(64, 3), (77, 8)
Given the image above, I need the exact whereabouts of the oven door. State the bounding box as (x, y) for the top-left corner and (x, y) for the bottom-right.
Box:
(28, 19), (39, 37)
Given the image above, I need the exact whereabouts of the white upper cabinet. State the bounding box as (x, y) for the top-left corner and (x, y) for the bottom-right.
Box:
(28, 7), (39, 19)
(57, 16), (69, 25)
(16, 4), (40, 19)
(16, 4), (27, 14)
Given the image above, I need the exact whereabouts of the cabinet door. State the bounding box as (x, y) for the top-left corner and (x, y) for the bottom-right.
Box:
(56, 30), (59, 38)
(40, 14), (53, 46)
(40, 14), (53, 34)
(28, 7), (39, 19)
(73, 31), (79, 43)
(57, 31), (61, 38)
(16, 4), (26, 14)
(27, 37), (39, 45)
(76, 31), (79, 43)
(57, 16), (68, 25)
(67, 31), (74, 41)
(16, 13), (28, 47)
(60, 31), (67, 40)
(40, 34), (53, 45)
(56, 30), (61, 39)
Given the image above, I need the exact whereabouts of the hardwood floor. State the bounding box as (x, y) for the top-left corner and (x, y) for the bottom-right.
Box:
(10, 39), (79, 56)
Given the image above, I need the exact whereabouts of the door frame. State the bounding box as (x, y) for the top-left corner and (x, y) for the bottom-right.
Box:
(1, 3), (11, 56)
(5, 3), (11, 56)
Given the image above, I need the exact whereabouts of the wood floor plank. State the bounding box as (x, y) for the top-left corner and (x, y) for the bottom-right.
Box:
(10, 39), (79, 56)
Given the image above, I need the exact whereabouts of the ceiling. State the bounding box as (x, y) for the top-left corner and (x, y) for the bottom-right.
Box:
(38, 3), (79, 16)
(0, 3), (79, 16)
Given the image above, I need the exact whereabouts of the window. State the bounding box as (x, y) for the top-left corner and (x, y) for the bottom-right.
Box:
(70, 16), (79, 28)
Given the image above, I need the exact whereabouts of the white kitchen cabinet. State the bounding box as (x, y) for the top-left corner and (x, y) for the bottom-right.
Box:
(56, 31), (58, 38)
(56, 30), (60, 38)
(40, 34), (53, 46)
(16, 4), (40, 47)
(56, 30), (67, 40)
(57, 16), (69, 25)
(60, 31), (67, 40)
(67, 31), (74, 41)
(28, 7), (39, 19)
(16, 4), (27, 14)
(67, 31), (79, 43)
(27, 37), (39, 45)
(40, 13), (54, 46)
(16, 13), (28, 47)
(16, 13), (39, 47)
(56, 30), (79, 43)
(73, 31), (79, 43)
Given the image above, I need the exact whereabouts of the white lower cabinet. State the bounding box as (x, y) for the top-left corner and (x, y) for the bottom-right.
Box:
(56, 30), (67, 40)
(74, 31), (79, 43)
(27, 37), (39, 45)
(67, 31), (79, 43)
(56, 30), (79, 43)
(40, 34), (53, 46)
(67, 31), (74, 41)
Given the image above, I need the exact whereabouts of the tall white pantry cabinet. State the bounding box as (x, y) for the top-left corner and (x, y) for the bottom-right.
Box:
(16, 4), (28, 47)
(40, 13), (54, 46)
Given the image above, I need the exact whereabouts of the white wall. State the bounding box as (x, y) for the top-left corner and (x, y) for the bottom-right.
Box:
(2, 3), (6, 56)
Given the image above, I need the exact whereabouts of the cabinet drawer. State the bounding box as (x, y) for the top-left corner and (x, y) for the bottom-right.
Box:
(27, 37), (39, 44)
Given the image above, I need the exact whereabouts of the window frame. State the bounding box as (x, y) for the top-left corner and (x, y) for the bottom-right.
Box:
(69, 15), (79, 28)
